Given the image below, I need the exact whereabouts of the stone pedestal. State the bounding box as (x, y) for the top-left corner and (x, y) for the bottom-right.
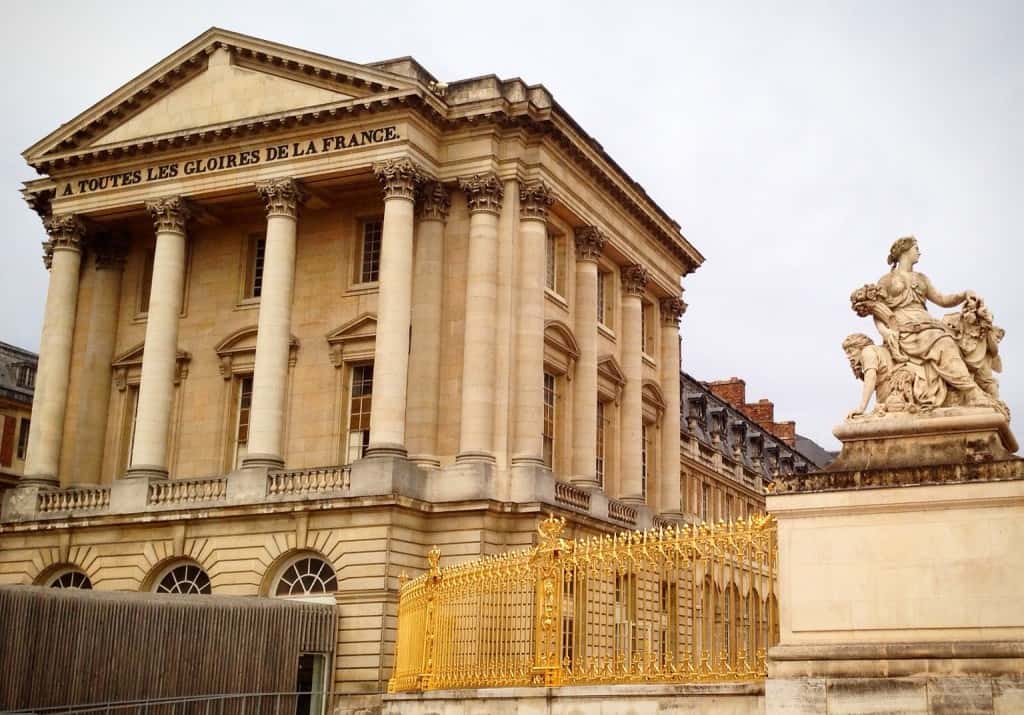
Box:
(766, 451), (1024, 715)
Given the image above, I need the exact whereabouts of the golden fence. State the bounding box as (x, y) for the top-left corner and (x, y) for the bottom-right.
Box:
(389, 513), (778, 692)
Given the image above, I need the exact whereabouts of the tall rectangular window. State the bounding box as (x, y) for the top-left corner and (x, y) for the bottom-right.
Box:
(358, 219), (383, 284)
(346, 364), (374, 463)
(641, 301), (655, 355)
(543, 372), (556, 468)
(0, 417), (14, 468)
(596, 270), (606, 324)
(234, 375), (254, 468)
(595, 400), (606, 487)
(545, 231), (565, 296)
(701, 483), (710, 522)
(641, 423), (648, 500)
(243, 235), (267, 299)
(15, 365), (35, 389)
(138, 248), (155, 314)
(16, 417), (30, 461)
(117, 385), (140, 476)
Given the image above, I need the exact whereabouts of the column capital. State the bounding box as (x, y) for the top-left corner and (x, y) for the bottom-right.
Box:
(256, 177), (308, 219)
(519, 181), (554, 222)
(146, 196), (193, 235)
(660, 295), (688, 326)
(417, 181), (451, 222)
(458, 172), (504, 215)
(574, 225), (606, 262)
(621, 263), (649, 297)
(93, 239), (129, 271)
(373, 157), (428, 201)
(41, 214), (85, 269)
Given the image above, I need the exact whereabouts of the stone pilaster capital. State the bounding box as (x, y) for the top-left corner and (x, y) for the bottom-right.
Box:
(146, 196), (193, 235)
(519, 181), (554, 222)
(41, 214), (85, 268)
(458, 172), (504, 215)
(417, 180), (451, 222)
(621, 263), (649, 297)
(373, 157), (428, 201)
(256, 177), (308, 219)
(93, 239), (129, 271)
(574, 225), (606, 262)
(660, 295), (688, 326)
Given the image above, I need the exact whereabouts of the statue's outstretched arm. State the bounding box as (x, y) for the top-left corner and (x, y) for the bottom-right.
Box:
(925, 275), (971, 308)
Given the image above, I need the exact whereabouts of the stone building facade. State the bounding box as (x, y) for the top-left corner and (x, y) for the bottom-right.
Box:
(0, 28), (809, 703)
(0, 342), (37, 491)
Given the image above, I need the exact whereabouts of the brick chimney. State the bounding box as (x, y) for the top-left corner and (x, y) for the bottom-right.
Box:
(743, 398), (774, 428)
(706, 378), (746, 409)
(771, 420), (796, 447)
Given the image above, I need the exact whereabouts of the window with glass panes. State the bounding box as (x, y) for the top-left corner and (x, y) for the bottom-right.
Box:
(358, 220), (383, 283)
(346, 364), (374, 463)
(545, 231), (566, 295)
(16, 418), (29, 461)
(244, 235), (267, 299)
(701, 483), (710, 522)
(543, 372), (556, 468)
(234, 375), (253, 466)
(641, 301), (655, 355)
(641, 423), (648, 500)
(595, 400), (606, 487)
(596, 270), (607, 325)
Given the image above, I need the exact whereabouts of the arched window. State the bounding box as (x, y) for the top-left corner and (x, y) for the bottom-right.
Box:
(49, 570), (92, 589)
(154, 563), (211, 595)
(275, 556), (338, 597)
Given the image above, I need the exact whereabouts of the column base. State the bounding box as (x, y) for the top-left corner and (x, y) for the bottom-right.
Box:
(16, 474), (59, 489)
(124, 465), (168, 480)
(510, 455), (545, 468)
(620, 494), (647, 505)
(240, 453), (285, 469)
(409, 454), (441, 469)
(456, 450), (496, 465)
(656, 510), (686, 524)
(365, 443), (408, 460)
(569, 475), (601, 490)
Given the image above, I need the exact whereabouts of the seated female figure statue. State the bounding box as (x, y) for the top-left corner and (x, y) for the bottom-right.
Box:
(858, 237), (995, 412)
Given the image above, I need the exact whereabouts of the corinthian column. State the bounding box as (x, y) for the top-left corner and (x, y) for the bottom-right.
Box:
(70, 239), (128, 485)
(21, 215), (85, 487)
(456, 173), (504, 463)
(658, 295), (687, 517)
(242, 178), (307, 469)
(126, 197), (191, 480)
(619, 263), (648, 503)
(366, 158), (425, 459)
(407, 181), (449, 467)
(511, 181), (554, 469)
(570, 226), (606, 488)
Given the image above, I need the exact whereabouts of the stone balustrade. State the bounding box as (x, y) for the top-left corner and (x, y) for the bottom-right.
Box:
(554, 480), (591, 510)
(267, 465), (350, 496)
(148, 477), (228, 506)
(37, 487), (110, 514)
(606, 498), (638, 526)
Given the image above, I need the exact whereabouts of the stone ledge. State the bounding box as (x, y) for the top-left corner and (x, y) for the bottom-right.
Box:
(385, 681), (765, 700)
(770, 641), (1024, 661)
(771, 457), (1024, 495)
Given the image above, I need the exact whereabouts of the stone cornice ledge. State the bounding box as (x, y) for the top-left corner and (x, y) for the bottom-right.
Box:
(769, 458), (1024, 495)
(384, 682), (764, 701)
(770, 641), (1024, 661)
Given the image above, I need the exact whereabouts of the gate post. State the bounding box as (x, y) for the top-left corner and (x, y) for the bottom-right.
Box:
(532, 514), (567, 686)
(417, 545), (442, 690)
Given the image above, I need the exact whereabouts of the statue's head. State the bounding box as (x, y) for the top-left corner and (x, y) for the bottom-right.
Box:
(887, 236), (919, 268)
(842, 333), (874, 379)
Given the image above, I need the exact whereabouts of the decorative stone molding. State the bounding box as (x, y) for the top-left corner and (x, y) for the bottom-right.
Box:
(660, 296), (688, 326)
(770, 458), (1024, 495)
(519, 181), (554, 222)
(112, 344), (191, 391)
(214, 326), (299, 378)
(41, 214), (85, 268)
(621, 263), (649, 297)
(93, 239), (129, 271)
(574, 225), (606, 262)
(146, 196), (192, 235)
(417, 181), (451, 222)
(543, 320), (581, 381)
(256, 177), (307, 219)
(458, 173), (504, 215)
(598, 354), (626, 406)
(373, 158), (427, 201)
(326, 313), (377, 367)
(642, 380), (667, 423)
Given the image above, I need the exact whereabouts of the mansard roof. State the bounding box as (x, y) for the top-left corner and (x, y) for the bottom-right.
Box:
(22, 28), (703, 273)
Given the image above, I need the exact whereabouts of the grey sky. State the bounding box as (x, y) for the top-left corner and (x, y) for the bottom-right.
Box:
(2, 1), (1020, 450)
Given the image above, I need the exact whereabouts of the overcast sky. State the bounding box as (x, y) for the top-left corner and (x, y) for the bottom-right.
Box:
(1, 1), (1020, 451)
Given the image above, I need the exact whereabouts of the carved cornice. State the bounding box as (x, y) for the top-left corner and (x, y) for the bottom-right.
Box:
(519, 181), (554, 222)
(769, 458), (1024, 495)
(146, 196), (192, 235)
(660, 296), (688, 326)
(41, 214), (85, 268)
(93, 239), (129, 271)
(573, 225), (606, 262)
(417, 181), (450, 222)
(620, 263), (649, 297)
(458, 173), (504, 215)
(256, 177), (308, 218)
(373, 158), (428, 201)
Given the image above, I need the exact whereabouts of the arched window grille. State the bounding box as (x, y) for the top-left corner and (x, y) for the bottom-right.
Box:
(155, 563), (211, 595)
(275, 556), (338, 597)
(50, 570), (92, 589)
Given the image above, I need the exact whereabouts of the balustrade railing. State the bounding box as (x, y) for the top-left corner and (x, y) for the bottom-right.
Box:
(37, 487), (111, 514)
(147, 477), (227, 506)
(606, 498), (638, 526)
(267, 465), (350, 496)
(389, 514), (777, 692)
(554, 481), (591, 510)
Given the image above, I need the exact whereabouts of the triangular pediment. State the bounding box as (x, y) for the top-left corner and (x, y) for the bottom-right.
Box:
(25, 28), (417, 162)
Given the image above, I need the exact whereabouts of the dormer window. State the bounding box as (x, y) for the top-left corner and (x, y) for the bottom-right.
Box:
(15, 364), (35, 389)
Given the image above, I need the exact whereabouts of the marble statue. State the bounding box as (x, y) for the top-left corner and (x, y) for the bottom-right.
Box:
(844, 236), (1007, 420)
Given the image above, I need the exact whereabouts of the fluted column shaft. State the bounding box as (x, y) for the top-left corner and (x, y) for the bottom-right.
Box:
(127, 197), (191, 480)
(570, 226), (606, 487)
(659, 296), (687, 515)
(511, 182), (552, 468)
(619, 264), (649, 503)
(70, 242), (127, 485)
(407, 182), (449, 467)
(243, 179), (306, 469)
(22, 215), (85, 486)
(367, 159), (425, 458)
(457, 173), (504, 463)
